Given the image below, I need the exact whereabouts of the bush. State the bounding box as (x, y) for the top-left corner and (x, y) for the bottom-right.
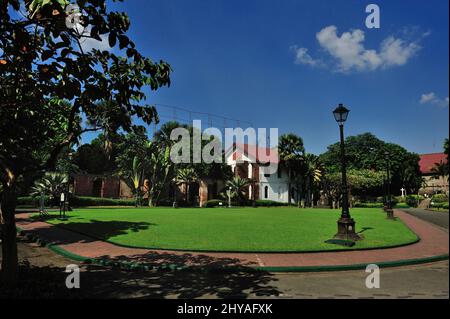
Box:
(69, 196), (136, 207)
(431, 202), (449, 210)
(255, 200), (288, 207)
(17, 196), (51, 207)
(202, 199), (227, 208)
(432, 194), (449, 203)
(405, 195), (424, 208)
(354, 202), (384, 208)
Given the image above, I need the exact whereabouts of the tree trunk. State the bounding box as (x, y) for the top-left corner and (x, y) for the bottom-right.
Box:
(1, 184), (18, 288)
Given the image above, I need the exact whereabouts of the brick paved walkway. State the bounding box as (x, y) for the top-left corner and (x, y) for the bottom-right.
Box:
(15, 210), (449, 270)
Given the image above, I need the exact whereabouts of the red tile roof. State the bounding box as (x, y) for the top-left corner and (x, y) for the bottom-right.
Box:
(226, 143), (279, 164)
(419, 153), (448, 174)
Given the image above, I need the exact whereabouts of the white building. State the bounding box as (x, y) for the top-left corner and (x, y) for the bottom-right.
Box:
(225, 143), (294, 203)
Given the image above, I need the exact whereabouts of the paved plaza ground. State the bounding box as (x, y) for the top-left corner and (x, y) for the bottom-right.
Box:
(0, 208), (448, 299)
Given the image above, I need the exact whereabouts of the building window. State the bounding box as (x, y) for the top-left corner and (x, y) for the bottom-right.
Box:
(264, 173), (270, 178)
(264, 186), (268, 199)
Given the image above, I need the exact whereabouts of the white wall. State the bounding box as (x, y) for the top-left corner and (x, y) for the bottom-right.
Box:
(259, 169), (293, 203)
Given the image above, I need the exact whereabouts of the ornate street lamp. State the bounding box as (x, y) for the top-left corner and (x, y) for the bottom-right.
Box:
(332, 104), (360, 240)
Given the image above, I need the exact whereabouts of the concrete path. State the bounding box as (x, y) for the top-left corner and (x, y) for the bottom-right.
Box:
(15, 210), (449, 270)
(2, 238), (448, 299)
(402, 208), (449, 230)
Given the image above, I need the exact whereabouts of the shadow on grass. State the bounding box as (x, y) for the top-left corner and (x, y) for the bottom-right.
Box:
(357, 227), (374, 234)
(0, 238), (280, 299)
(18, 214), (154, 244)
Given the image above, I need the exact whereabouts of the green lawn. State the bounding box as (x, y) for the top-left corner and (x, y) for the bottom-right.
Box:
(44, 207), (418, 252)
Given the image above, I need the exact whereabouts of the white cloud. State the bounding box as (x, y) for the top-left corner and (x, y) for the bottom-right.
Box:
(420, 92), (449, 107)
(73, 25), (112, 53)
(420, 92), (437, 104)
(290, 46), (322, 67)
(79, 33), (111, 53)
(292, 25), (425, 73)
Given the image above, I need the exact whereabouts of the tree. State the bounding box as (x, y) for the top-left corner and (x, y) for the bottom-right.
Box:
(431, 161), (448, 182)
(225, 176), (251, 206)
(29, 172), (67, 205)
(278, 134), (305, 206)
(73, 142), (110, 174)
(444, 138), (449, 161)
(321, 169), (385, 208)
(320, 133), (422, 195)
(302, 153), (323, 207)
(0, 0), (171, 286)
(175, 168), (198, 204)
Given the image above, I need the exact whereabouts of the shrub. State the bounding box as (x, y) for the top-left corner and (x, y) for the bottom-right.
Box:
(405, 195), (424, 208)
(70, 196), (135, 207)
(17, 196), (51, 207)
(353, 202), (384, 208)
(432, 194), (449, 203)
(203, 199), (226, 208)
(255, 200), (289, 207)
(431, 202), (449, 210)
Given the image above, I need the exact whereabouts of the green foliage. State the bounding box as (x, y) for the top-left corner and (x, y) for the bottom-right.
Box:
(0, 0), (171, 189)
(225, 176), (251, 205)
(70, 196), (136, 207)
(29, 172), (67, 201)
(202, 199), (288, 208)
(278, 133), (305, 205)
(320, 133), (422, 195)
(431, 202), (449, 210)
(17, 196), (50, 207)
(432, 194), (449, 203)
(202, 199), (224, 208)
(255, 200), (289, 207)
(405, 194), (425, 208)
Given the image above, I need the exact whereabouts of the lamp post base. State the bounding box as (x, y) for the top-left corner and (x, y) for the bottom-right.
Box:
(386, 208), (395, 219)
(334, 217), (361, 241)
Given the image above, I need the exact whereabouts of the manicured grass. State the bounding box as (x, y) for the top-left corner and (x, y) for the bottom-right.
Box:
(45, 207), (418, 252)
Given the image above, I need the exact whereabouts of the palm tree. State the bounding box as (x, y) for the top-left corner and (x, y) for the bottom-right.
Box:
(175, 168), (198, 204)
(30, 172), (68, 205)
(303, 153), (323, 207)
(431, 160), (449, 182)
(278, 134), (305, 205)
(226, 176), (251, 206)
(153, 121), (188, 149)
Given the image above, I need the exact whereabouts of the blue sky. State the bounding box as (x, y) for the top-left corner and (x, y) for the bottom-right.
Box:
(84, 0), (449, 155)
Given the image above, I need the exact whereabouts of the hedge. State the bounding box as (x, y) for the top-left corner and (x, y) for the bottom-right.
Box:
(202, 199), (289, 208)
(405, 195), (425, 208)
(431, 202), (449, 210)
(255, 200), (289, 207)
(17, 195), (136, 207)
(431, 194), (449, 203)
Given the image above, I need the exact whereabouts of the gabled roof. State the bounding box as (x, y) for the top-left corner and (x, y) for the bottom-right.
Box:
(225, 143), (279, 164)
(419, 153), (448, 174)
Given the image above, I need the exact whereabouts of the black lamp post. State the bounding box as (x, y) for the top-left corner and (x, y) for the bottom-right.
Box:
(332, 104), (360, 240)
(384, 151), (395, 219)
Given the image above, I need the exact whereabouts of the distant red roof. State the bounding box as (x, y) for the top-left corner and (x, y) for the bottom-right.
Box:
(419, 153), (448, 174)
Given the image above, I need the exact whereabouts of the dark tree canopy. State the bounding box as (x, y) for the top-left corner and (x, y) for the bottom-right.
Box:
(319, 133), (422, 194)
(0, 0), (171, 286)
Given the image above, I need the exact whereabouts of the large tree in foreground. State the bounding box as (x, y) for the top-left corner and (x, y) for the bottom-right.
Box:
(0, 0), (171, 286)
